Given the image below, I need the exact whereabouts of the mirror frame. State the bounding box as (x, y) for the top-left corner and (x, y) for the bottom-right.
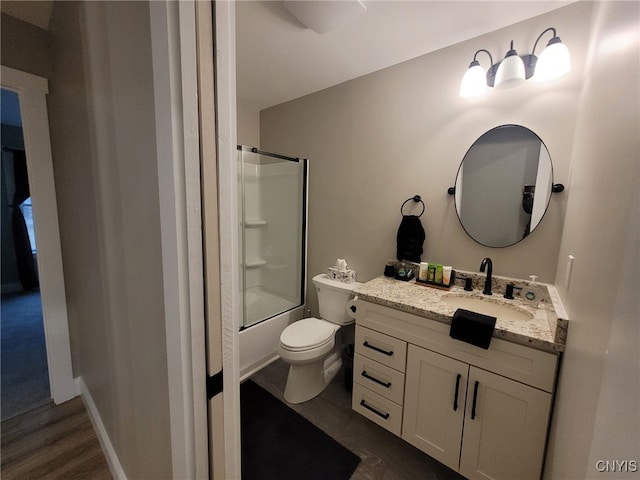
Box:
(451, 124), (560, 248)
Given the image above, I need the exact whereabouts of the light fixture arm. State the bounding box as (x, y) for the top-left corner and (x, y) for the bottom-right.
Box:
(531, 27), (558, 57)
(523, 27), (562, 78)
(470, 49), (499, 87)
(472, 48), (494, 66)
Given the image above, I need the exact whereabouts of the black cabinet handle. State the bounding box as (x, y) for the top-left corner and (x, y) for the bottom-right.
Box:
(362, 370), (392, 388)
(453, 373), (462, 411)
(471, 380), (479, 420)
(363, 341), (394, 356)
(360, 399), (390, 419)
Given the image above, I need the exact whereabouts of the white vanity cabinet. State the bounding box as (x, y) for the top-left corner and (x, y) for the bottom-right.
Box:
(458, 366), (552, 480)
(402, 345), (468, 471)
(353, 299), (558, 480)
(403, 345), (552, 480)
(351, 326), (407, 435)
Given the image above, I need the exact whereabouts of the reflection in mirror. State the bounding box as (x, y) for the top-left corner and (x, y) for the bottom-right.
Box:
(454, 125), (553, 248)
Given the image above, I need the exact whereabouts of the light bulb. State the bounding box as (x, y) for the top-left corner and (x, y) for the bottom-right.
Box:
(495, 56), (525, 89)
(534, 40), (570, 81)
(460, 62), (488, 97)
(495, 41), (525, 89)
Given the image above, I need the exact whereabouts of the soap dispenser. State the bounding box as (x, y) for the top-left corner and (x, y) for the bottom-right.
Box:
(523, 275), (539, 302)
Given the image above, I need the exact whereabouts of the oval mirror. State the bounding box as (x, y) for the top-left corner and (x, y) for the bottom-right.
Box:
(453, 125), (554, 248)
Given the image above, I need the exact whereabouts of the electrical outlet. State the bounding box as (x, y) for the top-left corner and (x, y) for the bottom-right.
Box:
(564, 254), (574, 288)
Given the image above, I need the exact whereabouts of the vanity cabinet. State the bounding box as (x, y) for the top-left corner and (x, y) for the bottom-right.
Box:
(402, 346), (467, 471)
(352, 326), (407, 435)
(458, 365), (551, 480)
(403, 344), (552, 480)
(353, 299), (558, 480)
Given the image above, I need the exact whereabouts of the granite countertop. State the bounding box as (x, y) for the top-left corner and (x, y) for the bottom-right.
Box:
(354, 275), (568, 354)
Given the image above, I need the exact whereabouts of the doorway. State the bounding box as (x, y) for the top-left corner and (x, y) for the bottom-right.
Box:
(1, 66), (74, 408)
(1, 90), (50, 418)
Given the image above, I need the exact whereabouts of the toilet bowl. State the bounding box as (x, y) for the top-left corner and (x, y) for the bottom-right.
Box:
(278, 273), (359, 404)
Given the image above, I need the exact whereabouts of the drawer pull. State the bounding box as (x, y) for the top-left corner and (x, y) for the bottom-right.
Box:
(363, 341), (394, 356)
(471, 380), (479, 420)
(453, 373), (461, 411)
(361, 370), (392, 388)
(360, 399), (390, 420)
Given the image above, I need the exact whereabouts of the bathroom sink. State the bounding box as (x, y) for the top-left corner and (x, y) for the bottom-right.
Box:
(442, 294), (533, 322)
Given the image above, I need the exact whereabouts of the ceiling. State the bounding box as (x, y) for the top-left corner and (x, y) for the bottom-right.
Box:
(1, 0), (575, 114)
(0, 0), (53, 30)
(236, 1), (576, 111)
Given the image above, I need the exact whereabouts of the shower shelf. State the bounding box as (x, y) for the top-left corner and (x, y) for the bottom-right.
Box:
(265, 263), (288, 270)
(245, 220), (267, 227)
(246, 259), (267, 268)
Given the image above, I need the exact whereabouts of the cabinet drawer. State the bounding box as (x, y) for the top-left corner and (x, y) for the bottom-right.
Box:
(357, 300), (558, 392)
(354, 353), (405, 404)
(355, 326), (407, 372)
(352, 383), (403, 436)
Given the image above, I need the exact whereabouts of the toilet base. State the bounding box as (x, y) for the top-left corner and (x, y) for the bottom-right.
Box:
(283, 351), (342, 404)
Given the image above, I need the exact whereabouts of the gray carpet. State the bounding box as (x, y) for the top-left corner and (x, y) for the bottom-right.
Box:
(1, 290), (51, 420)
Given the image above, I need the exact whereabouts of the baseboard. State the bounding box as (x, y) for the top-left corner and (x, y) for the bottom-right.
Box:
(240, 353), (281, 382)
(1, 282), (23, 295)
(74, 377), (128, 480)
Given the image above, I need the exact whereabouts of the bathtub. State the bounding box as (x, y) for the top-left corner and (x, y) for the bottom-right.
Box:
(239, 287), (305, 380)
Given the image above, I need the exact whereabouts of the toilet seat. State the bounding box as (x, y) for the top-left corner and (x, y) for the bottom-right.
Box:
(280, 317), (336, 352)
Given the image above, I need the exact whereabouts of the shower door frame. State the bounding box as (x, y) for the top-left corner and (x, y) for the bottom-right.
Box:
(237, 145), (308, 331)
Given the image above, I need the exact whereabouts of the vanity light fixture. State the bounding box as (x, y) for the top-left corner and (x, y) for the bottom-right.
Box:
(495, 41), (526, 89)
(459, 27), (571, 97)
(459, 49), (498, 98)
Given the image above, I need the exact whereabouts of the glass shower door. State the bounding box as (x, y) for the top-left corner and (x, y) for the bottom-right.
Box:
(238, 146), (307, 329)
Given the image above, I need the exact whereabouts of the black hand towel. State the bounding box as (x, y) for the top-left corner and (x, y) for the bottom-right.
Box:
(396, 215), (425, 263)
(449, 308), (496, 349)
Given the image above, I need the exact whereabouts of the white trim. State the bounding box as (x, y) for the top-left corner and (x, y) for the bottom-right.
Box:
(149, 2), (208, 479)
(214, 2), (242, 477)
(177, 4), (210, 477)
(1, 66), (75, 404)
(75, 377), (128, 480)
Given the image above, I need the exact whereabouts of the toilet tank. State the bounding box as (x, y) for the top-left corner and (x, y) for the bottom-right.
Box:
(312, 273), (359, 325)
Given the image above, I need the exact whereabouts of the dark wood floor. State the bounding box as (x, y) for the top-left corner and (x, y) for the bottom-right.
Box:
(1, 397), (111, 479)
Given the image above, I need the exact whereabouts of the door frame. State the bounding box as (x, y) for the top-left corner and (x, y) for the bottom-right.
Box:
(148, 1), (241, 477)
(1, 65), (75, 404)
(149, 1), (211, 478)
(212, 1), (242, 477)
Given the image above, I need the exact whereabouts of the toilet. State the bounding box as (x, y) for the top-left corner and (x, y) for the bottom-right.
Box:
(278, 273), (359, 404)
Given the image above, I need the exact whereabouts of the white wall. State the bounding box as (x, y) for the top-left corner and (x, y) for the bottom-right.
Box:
(237, 100), (260, 147)
(546, 2), (640, 478)
(47, 2), (173, 478)
(259, 2), (640, 477)
(261, 2), (593, 315)
(0, 12), (51, 79)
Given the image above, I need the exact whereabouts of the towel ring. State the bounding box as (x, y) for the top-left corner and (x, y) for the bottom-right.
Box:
(400, 195), (425, 217)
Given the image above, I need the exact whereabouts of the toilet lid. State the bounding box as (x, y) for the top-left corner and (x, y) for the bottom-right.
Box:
(280, 318), (335, 351)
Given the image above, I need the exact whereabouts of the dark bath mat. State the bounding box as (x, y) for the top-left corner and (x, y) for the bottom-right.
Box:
(241, 380), (361, 480)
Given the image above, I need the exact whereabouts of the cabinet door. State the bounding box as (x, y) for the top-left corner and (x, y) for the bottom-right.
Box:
(460, 367), (552, 480)
(401, 345), (468, 471)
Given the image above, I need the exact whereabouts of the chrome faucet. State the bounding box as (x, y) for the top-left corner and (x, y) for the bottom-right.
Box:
(479, 257), (493, 295)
